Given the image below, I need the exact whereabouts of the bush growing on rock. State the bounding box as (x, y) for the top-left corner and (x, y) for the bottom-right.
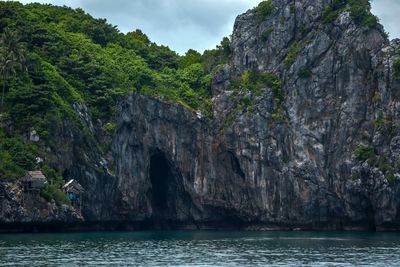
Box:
(393, 58), (400, 80)
(284, 42), (305, 68)
(354, 145), (375, 161)
(298, 68), (312, 78)
(322, 0), (378, 27)
(256, 0), (274, 22)
(261, 28), (274, 41)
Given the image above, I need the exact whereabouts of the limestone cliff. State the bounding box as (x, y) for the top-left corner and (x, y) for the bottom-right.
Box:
(3, 0), (400, 231)
(110, 0), (400, 230)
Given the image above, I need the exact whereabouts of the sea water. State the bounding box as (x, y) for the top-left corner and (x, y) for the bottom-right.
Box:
(0, 231), (399, 266)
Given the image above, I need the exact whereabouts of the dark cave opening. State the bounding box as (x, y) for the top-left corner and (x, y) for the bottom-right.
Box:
(148, 150), (195, 225)
(149, 151), (187, 223)
(149, 152), (172, 213)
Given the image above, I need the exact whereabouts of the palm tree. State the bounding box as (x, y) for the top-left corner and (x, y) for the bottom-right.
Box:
(0, 28), (27, 111)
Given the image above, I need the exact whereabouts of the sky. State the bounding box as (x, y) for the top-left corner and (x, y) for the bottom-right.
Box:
(15, 0), (400, 55)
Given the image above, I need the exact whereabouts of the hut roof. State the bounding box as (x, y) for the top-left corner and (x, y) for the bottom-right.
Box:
(22, 171), (46, 182)
(63, 179), (84, 193)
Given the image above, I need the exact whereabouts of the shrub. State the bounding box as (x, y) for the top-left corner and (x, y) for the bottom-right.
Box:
(377, 156), (392, 173)
(235, 71), (282, 96)
(261, 28), (274, 41)
(387, 173), (397, 185)
(103, 122), (116, 134)
(229, 71), (285, 122)
(354, 145), (374, 161)
(40, 165), (70, 206)
(41, 184), (70, 206)
(284, 42), (305, 68)
(256, 0), (274, 22)
(238, 96), (253, 111)
(0, 150), (24, 181)
(375, 115), (396, 136)
(348, 0), (378, 27)
(322, 0), (347, 23)
(393, 58), (400, 80)
(298, 68), (312, 78)
(271, 106), (287, 122)
(322, 0), (378, 27)
(0, 132), (37, 181)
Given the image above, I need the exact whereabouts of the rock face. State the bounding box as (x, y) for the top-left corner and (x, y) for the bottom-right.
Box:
(0, 182), (83, 229)
(3, 0), (400, 231)
(110, 0), (400, 230)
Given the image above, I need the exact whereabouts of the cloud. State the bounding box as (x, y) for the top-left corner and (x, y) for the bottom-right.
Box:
(16, 0), (400, 53)
(75, 0), (262, 54)
(371, 0), (400, 39)
(17, 0), (260, 53)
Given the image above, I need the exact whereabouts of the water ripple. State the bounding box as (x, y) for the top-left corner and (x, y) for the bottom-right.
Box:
(0, 231), (400, 266)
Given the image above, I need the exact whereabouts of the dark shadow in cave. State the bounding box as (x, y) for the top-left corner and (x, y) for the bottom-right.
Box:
(149, 152), (172, 213)
(149, 150), (189, 223)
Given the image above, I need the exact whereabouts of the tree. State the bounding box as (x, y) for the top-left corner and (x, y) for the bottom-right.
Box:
(0, 28), (27, 110)
(179, 49), (202, 68)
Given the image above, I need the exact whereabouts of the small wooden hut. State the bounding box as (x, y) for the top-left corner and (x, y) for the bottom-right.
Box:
(21, 171), (46, 192)
(63, 179), (84, 211)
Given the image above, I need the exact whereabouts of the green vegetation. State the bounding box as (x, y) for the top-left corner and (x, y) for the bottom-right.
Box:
(0, 2), (229, 182)
(322, 0), (378, 27)
(40, 166), (70, 205)
(374, 156), (400, 185)
(256, 0), (274, 22)
(377, 156), (391, 173)
(393, 58), (400, 80)
(354, 145), (375, 161)
(299, 24), (308, 35)
(290, 3), (296, 14)
(372, 92), (381, 103)
(348, 0), (378, 27)
(228, 71), (285, 124)
(375, 115), (396, 136)
(261, 28), (274, 41)
(270, 77), (286, 123)
(352, 120), (400, 186)
(202, 37), (232, 73)
(103, 122), (116, 134)
(352, 144), (399, 185)
(232, 70), (281, 96)
(298, 67), (312, 78)
(322, 0), (347, 23)
(387, 173), (397, 185)
(284, 42), (305, 68)
(0, 129), (37, 180)
(0, 28), (27, 110)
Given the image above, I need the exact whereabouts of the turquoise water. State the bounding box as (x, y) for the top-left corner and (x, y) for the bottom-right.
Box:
(0, 231), (400, 266)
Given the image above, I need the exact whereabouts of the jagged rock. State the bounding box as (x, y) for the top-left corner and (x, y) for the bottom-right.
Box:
(3, 0), (400, 231)
(109, 0), (400, 230)
(29, 130), (40, 142)
(0, 182), (83, 226)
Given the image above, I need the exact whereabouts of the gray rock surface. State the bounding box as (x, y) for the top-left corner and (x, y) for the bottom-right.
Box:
(0, 182), (83, 225)
(3, 0), (400, 231)
(109, 0), (400, 230)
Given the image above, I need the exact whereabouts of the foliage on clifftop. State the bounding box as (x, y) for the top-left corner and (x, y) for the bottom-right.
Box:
(0, 2), (229, 182)
(322, 0), (378, 27)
